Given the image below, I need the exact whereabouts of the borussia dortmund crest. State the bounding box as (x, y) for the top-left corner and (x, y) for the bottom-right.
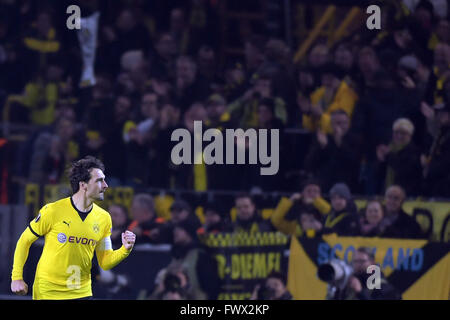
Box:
(93, 223), (100, 233)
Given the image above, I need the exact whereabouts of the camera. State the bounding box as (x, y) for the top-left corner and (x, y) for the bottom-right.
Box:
(257, 284), (276, 300)
(317, 259), (353, 290)
(163, 273), (182, 291)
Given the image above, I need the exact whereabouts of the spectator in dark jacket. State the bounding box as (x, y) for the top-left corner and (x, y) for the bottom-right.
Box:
(166, 219), (221, 300)
(232, 193), (275, 234)
(376, 118), (423, 196)
(271, 179), (331, 237)
(378, 185), (425, 239)
(421, 102), (450, 197)
(326, 247), (401, 300)
(169, 199), (202, 230)
(251, 271), (293, 300)
(358, 199), (385, 237)
(197, 201), (233, 235)
(323, 183), (359, 236)
(127, 193), (171, 244)
(304, 110), (361, 192)
(351, 69), (420, 194)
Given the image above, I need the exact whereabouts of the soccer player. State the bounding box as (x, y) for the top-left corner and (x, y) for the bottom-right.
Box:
(10, 156), (136, 300)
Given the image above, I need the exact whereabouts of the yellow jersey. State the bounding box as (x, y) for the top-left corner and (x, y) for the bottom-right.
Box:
(12, 196), (131, 300)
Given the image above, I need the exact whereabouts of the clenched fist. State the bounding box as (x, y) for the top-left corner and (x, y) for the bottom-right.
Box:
(11, 280), (28, 296)
(122, 230), (136, 250)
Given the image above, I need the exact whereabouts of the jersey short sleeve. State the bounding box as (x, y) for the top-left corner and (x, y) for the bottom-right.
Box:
(29, 204), (53, 237)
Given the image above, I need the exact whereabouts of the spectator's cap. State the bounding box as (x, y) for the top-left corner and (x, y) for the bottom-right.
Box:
(170, 199), (191, 213)
(393, 118), (415, 135)
(207, 93), (226, 106)
(174, 219), (199, 240)
(329, 183), (352, 200)
(398, 55), (419, 71)
(434, 102), (450, 113)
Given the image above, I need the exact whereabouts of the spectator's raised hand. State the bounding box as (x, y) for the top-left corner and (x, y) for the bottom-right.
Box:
(376, 144), (390, 162)
(420, 101), (435, 119)
(317, 130), (328, 149)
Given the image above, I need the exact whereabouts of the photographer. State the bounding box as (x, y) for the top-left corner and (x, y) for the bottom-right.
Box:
(320, 247), (401, 300)
(251, 272), (293, 300)
(150, 265), (191, 300)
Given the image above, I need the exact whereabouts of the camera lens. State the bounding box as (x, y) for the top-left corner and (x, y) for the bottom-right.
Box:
(318, 264), (335, 282)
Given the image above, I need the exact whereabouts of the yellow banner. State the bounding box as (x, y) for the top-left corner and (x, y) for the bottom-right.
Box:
(288, 234), (450, 300)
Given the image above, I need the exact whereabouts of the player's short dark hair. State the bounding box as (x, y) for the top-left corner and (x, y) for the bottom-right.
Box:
(68, 156), (105, 193)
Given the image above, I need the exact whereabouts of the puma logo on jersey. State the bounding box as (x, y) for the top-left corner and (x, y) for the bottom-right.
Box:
(63, 221), (70, 227)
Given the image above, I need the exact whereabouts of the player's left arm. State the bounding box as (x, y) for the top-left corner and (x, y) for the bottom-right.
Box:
(95, 217), (136, 270)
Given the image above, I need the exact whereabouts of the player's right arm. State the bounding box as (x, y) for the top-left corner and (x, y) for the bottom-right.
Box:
(11, 205), (53, 295)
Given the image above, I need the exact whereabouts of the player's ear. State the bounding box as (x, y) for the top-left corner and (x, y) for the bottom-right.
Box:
(79, 181), (87, 191)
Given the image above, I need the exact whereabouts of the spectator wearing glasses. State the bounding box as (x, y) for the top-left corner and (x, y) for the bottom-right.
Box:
(378, 185), (425, 239)
(376, 118), (422, 196)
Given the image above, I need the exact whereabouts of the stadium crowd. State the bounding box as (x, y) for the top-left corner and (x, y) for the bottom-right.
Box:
(1, 0), (449, 300)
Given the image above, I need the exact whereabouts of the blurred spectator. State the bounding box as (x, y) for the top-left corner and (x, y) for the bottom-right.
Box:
(376, 118), (422, 196)
(271, 179), (331, 236)
(302, 63), (358, 134)
(123, 91), (160, 188)
(150, 264), (192, 300)
(351, 68), (419, 194)
(204, 93), (230, 130)
(232, 193), (274, 234)
(244, 35), (267, 78)
(117, 50), (150, 100)
(333, 43), (356, 83)
(160, 219), (220, 299)
(196, 45), (219, 83)
(29, 116), (79, 184)
(150, 32), (177, 80)
(174, 55), (211, 112)
(355, 46), (381, 93)
(423, 43), (450, 106)
(322, 183), (359, 236)
(328, 247), (401, 300)
(308, 43), (331, 87)
(297, 205), (324, 237)
(197, 201), (233, 235)
(21, 9), (61, 79)
(421, 102), (450, 197)
(227, 75), (287, 129)
(149, 101), (182, 188)
(100, 95), (132, 186)
(109, 203), (131, 248)
(378, 185), (425, 239)
(251, 271), (293, 300)
(127, 193), (171, 244)
(7, 59), (67, 125)
(170, 199), (202, 229)
(304, 110), (361, 191)
(98, 8), (152, 77)
(358, 199), (385, 237)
